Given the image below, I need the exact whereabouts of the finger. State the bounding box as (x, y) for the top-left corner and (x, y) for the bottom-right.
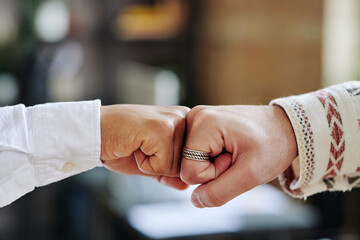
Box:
(152, 176), (189, 190)
(103, 154), (148, 176)
(213, 152), (232, 178)
(185, 106), (207, 128)
(134, 145), (175, 176)
(167, 105), (189, 176)
(134, 149), (161, 175)
(181, 152), (232, 185)
(133, 149), (149, 173)
(190, 160), (259, 208)
(104, 153), (189, 190)
(133, 106), (189, 176)
(180, 110), (225, 184)
(170, 116), (186, 176)
(134, 107), (188, 176)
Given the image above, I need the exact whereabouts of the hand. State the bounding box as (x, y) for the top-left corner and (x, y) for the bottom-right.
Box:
(180, 105), (298, 207)
(100, 104), (190, 190)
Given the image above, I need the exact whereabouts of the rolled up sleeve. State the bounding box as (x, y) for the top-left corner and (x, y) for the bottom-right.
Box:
(0, 100), (102, 207)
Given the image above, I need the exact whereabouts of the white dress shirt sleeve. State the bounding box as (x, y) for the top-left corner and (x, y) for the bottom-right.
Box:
(0, 100), (103, 207)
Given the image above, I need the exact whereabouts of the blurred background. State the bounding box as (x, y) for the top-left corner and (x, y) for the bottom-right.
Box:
(1, 0), (360, 239)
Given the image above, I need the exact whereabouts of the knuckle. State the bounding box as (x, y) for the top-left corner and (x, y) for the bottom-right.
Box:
(162, 118), (176, 130)
(192, 105), (207, 112)
(151, 118), (175, 138)
(175, 116), (186, 132)
(164, 106), (189, 120)
(191, 109), (217, 128)
(196, 108), (216, 120)
(187, 106), (207, 120)
(175, 106), (190, 115)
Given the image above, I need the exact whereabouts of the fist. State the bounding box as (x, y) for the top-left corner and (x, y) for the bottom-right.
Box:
(100, 104), (190, 189)
(180, 105), (297, 207)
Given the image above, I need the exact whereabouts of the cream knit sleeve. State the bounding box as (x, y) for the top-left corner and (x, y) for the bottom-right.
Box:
(270, 81), (360, 199)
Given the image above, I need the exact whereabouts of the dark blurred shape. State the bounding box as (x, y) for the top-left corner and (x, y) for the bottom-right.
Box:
(0, 0), (18, 47)
(115, 0), (186, 40)
(0, 74), (19, 105)
(18, 45), (51, 105)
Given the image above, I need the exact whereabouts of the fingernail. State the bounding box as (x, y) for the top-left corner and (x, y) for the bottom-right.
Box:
(191, 193), (205, 208)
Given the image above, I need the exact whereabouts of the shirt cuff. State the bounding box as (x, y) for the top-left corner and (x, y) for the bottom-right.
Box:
(29, 100), (102, 187)
(271, 81), (360, 198)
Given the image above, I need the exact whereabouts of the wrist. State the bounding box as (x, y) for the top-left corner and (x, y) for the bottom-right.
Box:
(100, 105), (114, 161)
(272, 105), (298, 166)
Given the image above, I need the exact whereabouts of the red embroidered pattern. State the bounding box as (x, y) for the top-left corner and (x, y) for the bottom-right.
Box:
(279, 166), (304, 197)
(276, 98), (315, 197)
(289, 98), (315, 186)
(313, 91), (345, 178)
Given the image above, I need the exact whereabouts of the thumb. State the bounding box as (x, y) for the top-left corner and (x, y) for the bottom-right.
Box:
(181, 152), (232, 185)
(190, 159), (258, 208)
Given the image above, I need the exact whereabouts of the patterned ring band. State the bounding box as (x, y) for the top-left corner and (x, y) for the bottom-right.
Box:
(182, 147), (210, 161)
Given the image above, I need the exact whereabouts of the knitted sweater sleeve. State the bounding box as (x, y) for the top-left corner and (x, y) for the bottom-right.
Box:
(270, 81), (360, 198)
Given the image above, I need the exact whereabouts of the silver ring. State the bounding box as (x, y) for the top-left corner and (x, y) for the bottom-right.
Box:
(183, 147), (210, 161)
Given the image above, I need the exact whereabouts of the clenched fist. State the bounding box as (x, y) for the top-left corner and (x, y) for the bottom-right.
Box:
(180, 105), (298, 207)
(101, 104), (190, 190)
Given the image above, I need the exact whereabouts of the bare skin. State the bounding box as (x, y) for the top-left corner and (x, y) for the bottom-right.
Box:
(100, 104), (190, 190)
(180, 105), (298, 207)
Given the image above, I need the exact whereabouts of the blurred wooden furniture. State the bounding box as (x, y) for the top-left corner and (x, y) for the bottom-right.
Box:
(194, 0), (323, 105)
